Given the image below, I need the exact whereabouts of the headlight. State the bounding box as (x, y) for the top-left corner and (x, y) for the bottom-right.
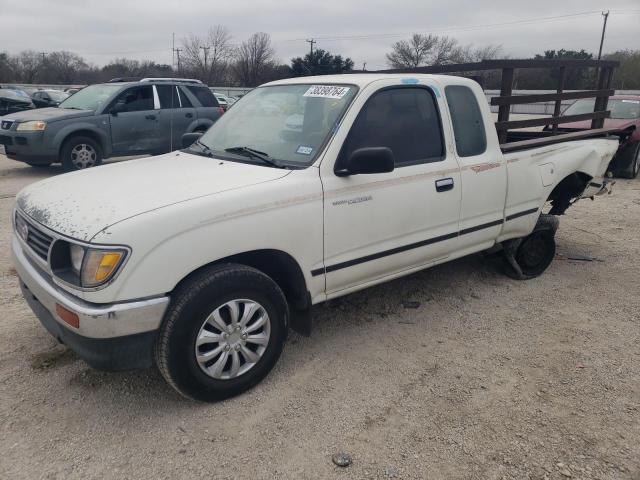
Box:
(16, 121), (46, 131)
(52, 242), (128, 288)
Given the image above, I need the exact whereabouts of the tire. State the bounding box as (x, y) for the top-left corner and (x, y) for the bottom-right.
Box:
(155, 263), (289, 402)
(617, 142), (640, 179)
(60, 135), (103, 171)
(503, 215), (558, 280)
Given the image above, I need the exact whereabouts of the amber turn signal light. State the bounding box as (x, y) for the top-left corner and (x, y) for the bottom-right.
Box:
(55, 304), (80, 329)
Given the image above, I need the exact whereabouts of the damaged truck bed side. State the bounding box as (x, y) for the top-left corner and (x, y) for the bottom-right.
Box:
(12, 61), (622, 401)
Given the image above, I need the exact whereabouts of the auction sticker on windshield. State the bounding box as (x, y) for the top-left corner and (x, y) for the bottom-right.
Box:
(303, 85), (350, 99)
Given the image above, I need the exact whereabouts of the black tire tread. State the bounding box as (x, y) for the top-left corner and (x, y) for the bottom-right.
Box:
(155, 263), (288, 401)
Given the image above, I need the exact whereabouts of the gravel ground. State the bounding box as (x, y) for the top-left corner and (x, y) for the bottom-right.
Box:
(0, 152), (638, 480)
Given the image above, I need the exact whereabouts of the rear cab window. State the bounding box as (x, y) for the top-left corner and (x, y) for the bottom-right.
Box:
(445, 85), (487, 157)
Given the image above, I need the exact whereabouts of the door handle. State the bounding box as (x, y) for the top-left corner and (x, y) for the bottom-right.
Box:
(145, 114), (156, 120)
(435, 177), (454, 192)
(185, 113), (193, 118)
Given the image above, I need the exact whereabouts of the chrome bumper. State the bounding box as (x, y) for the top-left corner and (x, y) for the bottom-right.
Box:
(12, 235), (169, 339)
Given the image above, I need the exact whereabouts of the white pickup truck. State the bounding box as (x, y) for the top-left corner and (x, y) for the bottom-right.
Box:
(12, 74), (618, 401)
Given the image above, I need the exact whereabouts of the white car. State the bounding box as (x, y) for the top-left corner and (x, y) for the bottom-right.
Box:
(13, 74), (618, 401)
(212, 92), (236, 110)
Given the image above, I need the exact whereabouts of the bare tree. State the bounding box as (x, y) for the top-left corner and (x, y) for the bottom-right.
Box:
(40, 51), (87, 83)
(387, 34), (504, 68)
(207, 25), (234, 85)
(181, 25), (233, 84)
(15, 50), (42, 83)
(233, 32), (275, 87)
(386, 34), (439, 68)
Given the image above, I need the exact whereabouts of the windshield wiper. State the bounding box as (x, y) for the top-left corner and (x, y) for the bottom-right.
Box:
(185, 139), (215, 158)
(224, 146), (284, 168)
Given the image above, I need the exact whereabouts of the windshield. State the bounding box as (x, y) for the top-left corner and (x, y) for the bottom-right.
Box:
(58, 84), (122, 111)
(197, 84), (357, 167)
(564, 98), (640, 120)
(47, 90), (69, 102)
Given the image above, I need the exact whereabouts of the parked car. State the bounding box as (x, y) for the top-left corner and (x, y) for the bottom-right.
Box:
(0, 88), (35, 116)
(211, 91), (236, 110)
(12, 73), (619, 401)
(0, 78), (224, 170)
(555, 95), (640, 178)
(31, 89), (70, 108)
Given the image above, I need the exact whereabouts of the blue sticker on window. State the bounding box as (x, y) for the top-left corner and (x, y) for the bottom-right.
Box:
(401, 78), (419, 84)
(296, 145), (314, 155)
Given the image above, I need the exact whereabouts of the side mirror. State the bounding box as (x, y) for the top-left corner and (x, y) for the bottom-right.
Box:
(336, 147), (395, 176)
(181, 132), (203, 149)
(110, 102), (126, 116)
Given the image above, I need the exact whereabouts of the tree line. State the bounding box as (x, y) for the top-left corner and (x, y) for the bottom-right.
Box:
(1, 28), (638, 89)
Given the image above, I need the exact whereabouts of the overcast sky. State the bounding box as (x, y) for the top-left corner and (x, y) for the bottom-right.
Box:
(1, 0), (638, 70)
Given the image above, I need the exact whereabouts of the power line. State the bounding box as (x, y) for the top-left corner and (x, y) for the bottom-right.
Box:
(276, 9), (636, 44)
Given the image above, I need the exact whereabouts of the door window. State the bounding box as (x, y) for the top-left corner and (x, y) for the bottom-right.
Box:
(445, 85), (487, 157)
(156, 85), (182, 109)
(341, 87), (445, 168)
(111, 86), (154, 112)
(177, 86), (194, 108)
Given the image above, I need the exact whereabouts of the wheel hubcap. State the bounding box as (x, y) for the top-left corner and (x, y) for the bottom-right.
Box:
(70, 143), (97, 169)
(194, 299), (271, 380)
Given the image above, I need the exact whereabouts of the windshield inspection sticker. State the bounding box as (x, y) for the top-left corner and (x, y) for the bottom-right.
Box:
(303, 85), (350, 99)
(296, 145), (314, 155)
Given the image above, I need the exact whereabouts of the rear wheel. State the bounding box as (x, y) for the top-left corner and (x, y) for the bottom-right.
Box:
(60, 136), (103, 171)
(503, 215), (558, 280)
(617, 141), (640, 179)
(155, 264), (289, 402)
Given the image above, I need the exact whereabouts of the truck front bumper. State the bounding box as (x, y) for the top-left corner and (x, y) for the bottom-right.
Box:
(12, 236), (170, 370)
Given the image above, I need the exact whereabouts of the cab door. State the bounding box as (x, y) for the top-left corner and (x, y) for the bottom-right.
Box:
(319, 82), (462, 296)
(108, 85), (163, 154)
(443, 84), (507, 252)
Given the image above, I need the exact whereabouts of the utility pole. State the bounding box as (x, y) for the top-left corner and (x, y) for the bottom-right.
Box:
(172, 33), (175, 73)
(174, 48), (182, 74)
(40, 52), (46, 63)
(597, 10), (609, 61)
(306, 38), (316, 57)
(200, 46), (210, 72)
(362, 62), (367, 71)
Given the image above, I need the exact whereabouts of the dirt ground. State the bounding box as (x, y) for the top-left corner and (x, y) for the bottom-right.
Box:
(0, 152), (638, 480)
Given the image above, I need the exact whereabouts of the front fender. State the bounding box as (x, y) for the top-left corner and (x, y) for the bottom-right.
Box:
(51, 120), (111, 157)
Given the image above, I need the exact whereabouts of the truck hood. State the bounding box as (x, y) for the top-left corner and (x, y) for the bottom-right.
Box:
(4, 107), (94, 123)
(16, 152), (291, 241)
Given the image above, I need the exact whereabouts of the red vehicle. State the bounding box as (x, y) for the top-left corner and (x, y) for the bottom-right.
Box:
(556, 95), (640, 178)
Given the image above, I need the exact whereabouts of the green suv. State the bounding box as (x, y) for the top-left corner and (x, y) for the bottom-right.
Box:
(0, 78), (224, 170)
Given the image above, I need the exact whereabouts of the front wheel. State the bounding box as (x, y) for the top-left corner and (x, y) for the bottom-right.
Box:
(155, 264), (289, 402)
(60, 136), (103, 171)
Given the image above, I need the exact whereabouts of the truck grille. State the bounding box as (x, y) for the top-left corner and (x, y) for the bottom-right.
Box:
(16, 213), (53, 261)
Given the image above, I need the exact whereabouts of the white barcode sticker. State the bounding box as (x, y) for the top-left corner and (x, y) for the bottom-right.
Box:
(303, 85), (350, 99)
(621, 100), (639, 104)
